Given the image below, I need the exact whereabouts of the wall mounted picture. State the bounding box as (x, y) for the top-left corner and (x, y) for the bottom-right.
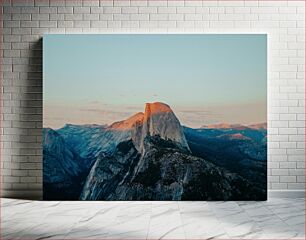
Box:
(43, 34), (267, 200)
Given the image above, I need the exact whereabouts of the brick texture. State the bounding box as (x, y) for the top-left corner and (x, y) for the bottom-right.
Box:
(0, 0), (305, 198)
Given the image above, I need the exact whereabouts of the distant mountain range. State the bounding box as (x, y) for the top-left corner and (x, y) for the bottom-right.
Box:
(43, 102), (267, 200)
(202, 122), (267, 130)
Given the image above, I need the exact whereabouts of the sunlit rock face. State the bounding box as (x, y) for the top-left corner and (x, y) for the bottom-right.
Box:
(110, 112), (144, 131)
(141, 102), (190, 152)
(130, 102), (190, 153)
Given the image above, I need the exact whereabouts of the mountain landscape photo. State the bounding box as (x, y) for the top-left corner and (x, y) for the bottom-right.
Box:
(43, 34), (267, 200)
(43, 102), (267, 200)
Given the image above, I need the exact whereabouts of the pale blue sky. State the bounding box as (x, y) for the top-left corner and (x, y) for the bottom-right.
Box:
(43, 34), (267, 129)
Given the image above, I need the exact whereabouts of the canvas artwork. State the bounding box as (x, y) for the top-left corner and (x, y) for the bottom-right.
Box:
(43, 34), (267, 200)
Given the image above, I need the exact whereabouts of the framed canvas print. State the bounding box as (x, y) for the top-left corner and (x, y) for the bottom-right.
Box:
(43, 34), (267, 200)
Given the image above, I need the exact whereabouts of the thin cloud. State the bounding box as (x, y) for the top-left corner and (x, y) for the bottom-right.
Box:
(79, 108), (133, 117)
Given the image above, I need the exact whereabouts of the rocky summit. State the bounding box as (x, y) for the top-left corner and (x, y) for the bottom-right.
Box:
(132, 102), (190, 153)
(43, 102), (267, 200)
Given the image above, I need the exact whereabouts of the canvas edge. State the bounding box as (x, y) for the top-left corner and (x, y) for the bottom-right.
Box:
(1, 190), (304, 200)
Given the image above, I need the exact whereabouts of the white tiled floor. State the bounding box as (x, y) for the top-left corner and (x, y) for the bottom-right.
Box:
(1, 198), (305, 239)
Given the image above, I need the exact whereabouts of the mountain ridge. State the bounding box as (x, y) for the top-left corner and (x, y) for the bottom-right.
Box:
(202, 122), (267, 130)
(110, 112), (144, 130)
(43, 102), (267, 200)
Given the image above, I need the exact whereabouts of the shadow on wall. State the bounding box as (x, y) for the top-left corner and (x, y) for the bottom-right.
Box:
(7, 38), (44, 200)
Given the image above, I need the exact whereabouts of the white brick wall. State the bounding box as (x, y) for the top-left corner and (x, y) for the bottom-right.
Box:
(1, 0), (305, 199)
